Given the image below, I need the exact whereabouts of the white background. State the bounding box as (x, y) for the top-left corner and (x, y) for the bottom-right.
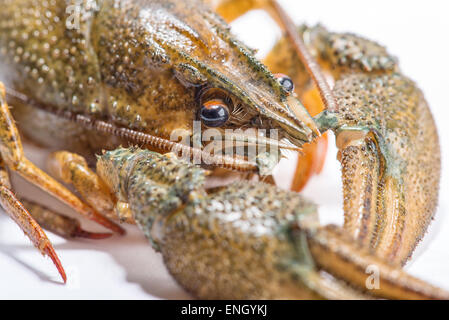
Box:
(1, 0), (449, 299)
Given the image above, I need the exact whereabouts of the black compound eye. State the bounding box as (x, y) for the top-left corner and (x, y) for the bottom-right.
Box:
(199, 99), (230, 127)
(275, 73), (295, 93)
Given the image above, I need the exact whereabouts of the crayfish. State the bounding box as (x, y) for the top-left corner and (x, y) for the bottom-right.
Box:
(0, 0), (445, 299)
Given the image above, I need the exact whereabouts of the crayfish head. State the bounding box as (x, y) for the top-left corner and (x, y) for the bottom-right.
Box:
(114, 0), (318, 163)
(178, 12), (319, 151)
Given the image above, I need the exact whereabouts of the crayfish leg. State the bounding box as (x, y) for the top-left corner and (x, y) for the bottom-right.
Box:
(0, 158), (66, 282)
(47, 150), (136, 224)
(0, 84), (124, 235)
(20, 199), (112, 240)
(206, 0), (272, 23)
(48, 152), (116, 221)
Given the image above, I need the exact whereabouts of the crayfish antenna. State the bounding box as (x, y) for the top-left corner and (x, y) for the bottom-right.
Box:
(270, 0), (338, 113)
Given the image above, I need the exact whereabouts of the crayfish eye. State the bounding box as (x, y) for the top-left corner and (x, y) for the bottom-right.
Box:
(199, 99), (230, 127)
(275, 73), (295, 93)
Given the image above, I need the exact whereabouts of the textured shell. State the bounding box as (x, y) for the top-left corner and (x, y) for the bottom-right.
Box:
(266, 25), (441, 265)
(97, 148), (320, 299)
(0, 0), (311, 150)
(161, 181), (321, 299)
(312, 26), (440, 264)
(334, 72), (441, 264)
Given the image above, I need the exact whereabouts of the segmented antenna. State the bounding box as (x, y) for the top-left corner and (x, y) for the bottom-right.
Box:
(5, 88), (258, 173)
(271, 1), (338, 112)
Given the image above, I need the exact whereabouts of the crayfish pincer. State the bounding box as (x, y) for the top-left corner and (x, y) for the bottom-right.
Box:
(93, 147), (448, 300)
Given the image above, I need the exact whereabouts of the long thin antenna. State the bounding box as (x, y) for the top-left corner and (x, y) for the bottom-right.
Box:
(5, 88), (258, 173)
(270, 1), (338, 112)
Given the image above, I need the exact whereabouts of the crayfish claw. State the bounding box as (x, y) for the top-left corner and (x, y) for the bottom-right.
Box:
(72, 227), (113, 240)
(306, 225), (449, 300)
(42, 242), (67, 283)
(95, 147), (448, 299)
(333, 73), (440, 265)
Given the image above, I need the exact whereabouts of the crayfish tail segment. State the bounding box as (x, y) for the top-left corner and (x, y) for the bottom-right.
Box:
(306, 225), (449, 300)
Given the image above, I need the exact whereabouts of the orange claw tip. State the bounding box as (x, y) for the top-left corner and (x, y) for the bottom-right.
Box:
(73, 227), (113, 240)
(92, 212), (126, 235)
(314, 134), (328, 174)
(44, 245), (67, 283)
(112, 223), (126, 236)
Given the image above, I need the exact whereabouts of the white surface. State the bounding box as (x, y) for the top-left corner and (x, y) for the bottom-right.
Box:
(1, 0), (449, 299)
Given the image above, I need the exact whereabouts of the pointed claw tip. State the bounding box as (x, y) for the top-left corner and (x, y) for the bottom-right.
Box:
(102, 222), (126, 235)
(61, 272), (67, 284)
(92, 213), (126, 235)
(73, 227), (114, 240)
(107, 223), (126, 235)
(116, 226), (126, 236)
(43, 245), (67, 284)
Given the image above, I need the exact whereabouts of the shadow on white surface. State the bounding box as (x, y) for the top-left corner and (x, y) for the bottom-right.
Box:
(0, 211), (191, 299)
